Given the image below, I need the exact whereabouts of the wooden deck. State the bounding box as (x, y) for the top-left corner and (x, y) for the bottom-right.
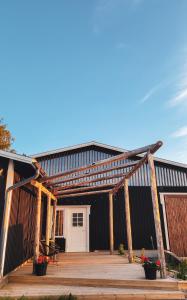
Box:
(0, 253), (186, 299)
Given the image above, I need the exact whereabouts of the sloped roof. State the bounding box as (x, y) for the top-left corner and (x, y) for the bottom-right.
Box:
(31, 141), (187, 169)
(0, 149), (36, 165)
(31, 141), (126, 158)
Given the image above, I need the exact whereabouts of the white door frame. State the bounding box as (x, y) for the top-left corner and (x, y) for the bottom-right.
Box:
(160, 192), (187, 251)
(56, 205), (90, 252)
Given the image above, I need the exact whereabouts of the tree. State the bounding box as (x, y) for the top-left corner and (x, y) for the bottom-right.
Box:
(0, 118), (14, 151)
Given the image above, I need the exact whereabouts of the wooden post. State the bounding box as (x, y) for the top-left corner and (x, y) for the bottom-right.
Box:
(148, 153), (167, 278)
(109, 192), (114, 254)
(34, 186), (42, 262)
(124, 178), (133, 263)
(0, 160), (14, 277)
(46, 195), (51, 249)
(51, 200), (57, 241)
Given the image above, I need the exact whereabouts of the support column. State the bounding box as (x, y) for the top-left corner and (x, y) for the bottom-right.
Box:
(148, 153), (167, 278)
(46, 195), (51, 248)
(109, 192), (114, 254)
(0, 160), (14, 277)
(51, 200), (57, 242)
(34, 186), (42, 262)
(124, 178), (133, 263)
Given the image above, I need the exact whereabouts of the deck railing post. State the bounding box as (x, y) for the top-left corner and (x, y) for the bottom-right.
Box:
(109, 192), (114, 254)
(148, 153), (167, 278)
(34, 186), (42, 262)
(46, 195), (51, 250)
(124, 178), (133, 263)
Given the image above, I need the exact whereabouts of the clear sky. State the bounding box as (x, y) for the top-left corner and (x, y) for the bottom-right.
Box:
(0, 0), (187, 162)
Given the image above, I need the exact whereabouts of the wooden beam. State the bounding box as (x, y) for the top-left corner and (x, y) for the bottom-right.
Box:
(49, 161), (138, 186)
(45, 195), (51, 249)
(124, 178), (133, 263)
(51, 200), (57, 241)
(56, 189), (112, 199)
(40, 141), (163, 183)
(31, 180), (56, 201)
(34, 186), (42, 262)
(109, 192), (114, 254)
(112, 154), (148, 195)
(54, 183), (116, 195)
(147, 153), (167, 278)
(52, 172), (129, 191)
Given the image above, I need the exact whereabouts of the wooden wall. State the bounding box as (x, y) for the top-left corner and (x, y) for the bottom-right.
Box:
(164, 194), (187, 257)
(3, 172), (37, 275)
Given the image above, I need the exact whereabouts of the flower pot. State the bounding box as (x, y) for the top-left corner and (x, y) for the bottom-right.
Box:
(143, 265), (157, 280)
(34, 262), (48, 276)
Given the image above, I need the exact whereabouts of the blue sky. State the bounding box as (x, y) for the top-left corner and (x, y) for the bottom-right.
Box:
(0, 0), (187, 162)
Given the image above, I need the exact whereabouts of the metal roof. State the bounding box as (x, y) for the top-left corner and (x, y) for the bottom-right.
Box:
(31, 141), (187, 170)
(0, 150), (36, 165)
(31, 141), (127, 158)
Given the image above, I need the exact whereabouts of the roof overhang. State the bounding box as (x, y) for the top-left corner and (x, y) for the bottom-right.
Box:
(31, 141), (187, 170)
(0, 150), (36, 166)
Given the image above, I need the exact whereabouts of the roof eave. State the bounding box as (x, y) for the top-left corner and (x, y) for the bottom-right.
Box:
(31, 141), (187, 170)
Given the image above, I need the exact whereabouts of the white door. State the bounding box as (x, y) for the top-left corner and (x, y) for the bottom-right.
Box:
(66, 207), (89, 252)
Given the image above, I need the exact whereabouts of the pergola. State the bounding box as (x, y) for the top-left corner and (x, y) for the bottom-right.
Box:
(38, 140), (167, 278)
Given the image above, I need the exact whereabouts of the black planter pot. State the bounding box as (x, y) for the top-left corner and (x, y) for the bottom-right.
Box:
(34, 262), (48, 276)
(143, 266), (157, 280)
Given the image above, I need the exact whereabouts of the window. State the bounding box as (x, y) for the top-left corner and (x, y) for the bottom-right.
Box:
(55, 210), (64, 236)
(72, 212), (83, 227)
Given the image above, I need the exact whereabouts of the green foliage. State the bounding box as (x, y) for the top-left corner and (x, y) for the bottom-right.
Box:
(0, 118), (14, 151)
(118, 243), (125, 255)
(58, 294), (77, 300)
(177, 260), (187, 280)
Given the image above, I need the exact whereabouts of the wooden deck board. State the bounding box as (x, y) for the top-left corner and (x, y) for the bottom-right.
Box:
(0, 283), (185, 299)
(1, 253), (186, 299)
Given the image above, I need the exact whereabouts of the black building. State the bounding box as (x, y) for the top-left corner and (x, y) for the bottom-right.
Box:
(33, 141), (187, 257)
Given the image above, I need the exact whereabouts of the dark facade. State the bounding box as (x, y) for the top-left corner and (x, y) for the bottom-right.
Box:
(36, 144), (187, 252)
(0, 156), (41, 276)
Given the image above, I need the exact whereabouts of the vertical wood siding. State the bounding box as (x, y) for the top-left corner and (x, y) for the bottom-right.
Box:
(164, 194), (187, 257)
(3, 172), (37, 276)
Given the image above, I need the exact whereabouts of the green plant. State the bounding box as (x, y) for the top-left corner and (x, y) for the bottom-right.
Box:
(177, 260), (187, 280)
(58, 294), (77, 300)
(118, 244), (125, 255)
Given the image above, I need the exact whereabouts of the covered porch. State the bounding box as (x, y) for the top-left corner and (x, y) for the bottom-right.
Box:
(0, 141), (167, 279)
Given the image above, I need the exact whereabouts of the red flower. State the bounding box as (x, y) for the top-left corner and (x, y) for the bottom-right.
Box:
(141, 256), (149, 263)
(37, 255), (48, 264)
(156, 260), (161, 266)
(143, 257), (149, 262)
(140, 255), (145, 262)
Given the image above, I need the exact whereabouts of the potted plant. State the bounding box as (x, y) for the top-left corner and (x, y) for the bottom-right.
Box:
(34, 255), (48, 276)
(141, 256), (161, 280)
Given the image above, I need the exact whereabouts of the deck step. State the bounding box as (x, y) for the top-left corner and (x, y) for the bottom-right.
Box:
(8, 275), (187, 292)
(0, 283), (185, 300)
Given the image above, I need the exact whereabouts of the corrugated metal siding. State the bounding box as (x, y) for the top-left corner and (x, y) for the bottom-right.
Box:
(37, 146), (187, 187)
